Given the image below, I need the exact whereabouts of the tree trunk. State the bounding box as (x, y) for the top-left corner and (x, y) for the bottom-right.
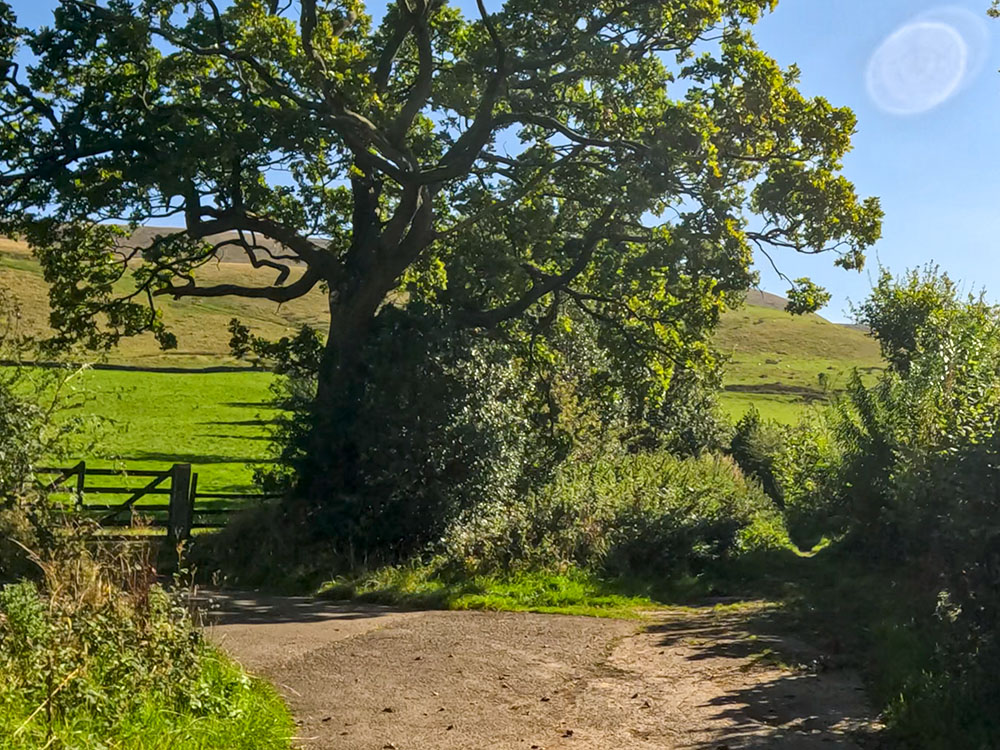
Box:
(296, 287), (379, 504)
(294, 174), (431, 505)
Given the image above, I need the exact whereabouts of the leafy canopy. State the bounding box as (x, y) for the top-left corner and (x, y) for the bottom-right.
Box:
(0, 0), (881, 401)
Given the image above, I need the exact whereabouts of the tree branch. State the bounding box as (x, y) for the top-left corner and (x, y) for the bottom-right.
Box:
(458, 207), (615, 328)
(155, 266), (321, 302)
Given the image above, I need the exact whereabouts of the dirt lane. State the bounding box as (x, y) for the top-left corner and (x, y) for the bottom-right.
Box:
(203, 594), (882, 749)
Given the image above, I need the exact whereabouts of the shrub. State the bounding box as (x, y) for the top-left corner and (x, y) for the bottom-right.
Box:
(0, 539), (293, 748)
(234, 292), (729, 569)
(0, 291), (87, 581)
(441, 448), (788, 578)
(246, 309), (547, 564)
(769, 415), (843, 547)
(784, 268), (1000, 746)
(729, 407), (785, 508)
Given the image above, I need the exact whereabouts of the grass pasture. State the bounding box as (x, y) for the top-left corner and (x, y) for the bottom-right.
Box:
(54, 368), (278, 494)
(715, 296), (882, 422)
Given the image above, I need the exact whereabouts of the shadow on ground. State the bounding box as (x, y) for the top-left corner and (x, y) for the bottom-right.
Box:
(646, 607), (884, 750)
(193, 591), (400, 626)
(205, 594), (888, 749)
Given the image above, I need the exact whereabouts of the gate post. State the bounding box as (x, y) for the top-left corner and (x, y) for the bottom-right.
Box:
(167, 463), (193, 546)
(74, 460), (86, 510)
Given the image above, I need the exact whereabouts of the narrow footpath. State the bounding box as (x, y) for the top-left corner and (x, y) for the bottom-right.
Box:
(204, 593), (883, 750)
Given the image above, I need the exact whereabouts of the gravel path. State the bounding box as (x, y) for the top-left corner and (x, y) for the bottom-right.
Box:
(202, 593), (881, 750)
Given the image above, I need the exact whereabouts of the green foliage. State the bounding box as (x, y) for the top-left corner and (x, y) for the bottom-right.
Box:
(636, 367), (731, 456)
(234, 308), (552, 565)
(228, 319), (324, 378)
(0, 292), (92, 579)
(728, 407), (843, 547)
(775, 268), (1000, 746)
(729, 407), (784, 507)
(0, 293), (72, 500)
(0, 0), (880, 500)
(441, 449), (788, 578)
(784, 278), (832, 315)
(0, 574), (292, 749)
(852, 266), (963, 374)
(769, 415), (842, 546)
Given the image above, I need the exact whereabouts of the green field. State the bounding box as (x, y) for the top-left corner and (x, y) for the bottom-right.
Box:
(0, 238), (885, 490)
(53, 368), (278, 492)
(714, 292), (882, 422)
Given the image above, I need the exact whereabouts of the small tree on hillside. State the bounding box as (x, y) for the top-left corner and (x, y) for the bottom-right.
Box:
(0, 0), (881, 498)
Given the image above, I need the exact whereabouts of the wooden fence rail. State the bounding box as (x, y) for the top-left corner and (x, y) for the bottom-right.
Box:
(35, 462), (282, 542)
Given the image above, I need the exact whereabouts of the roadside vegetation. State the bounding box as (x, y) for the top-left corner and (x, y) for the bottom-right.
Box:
(0, 298), (293, 750)
(200, 267), (1000, 749)
(1, 0), (998, 747)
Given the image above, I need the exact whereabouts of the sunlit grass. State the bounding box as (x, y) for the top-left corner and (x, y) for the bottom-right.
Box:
(0, 649), (293, 750)
(51, 369), (279, 492)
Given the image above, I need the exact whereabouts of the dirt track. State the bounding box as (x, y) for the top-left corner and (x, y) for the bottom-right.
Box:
(203, 593), (881, 749)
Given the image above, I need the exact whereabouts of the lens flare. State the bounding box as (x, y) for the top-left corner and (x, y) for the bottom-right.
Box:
(866, 20), (968, 115)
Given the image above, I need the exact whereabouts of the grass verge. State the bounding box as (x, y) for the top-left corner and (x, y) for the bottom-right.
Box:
(318, 565), (666, 619)
(0, 647), (294, 750)
(314, 558), (799, 621)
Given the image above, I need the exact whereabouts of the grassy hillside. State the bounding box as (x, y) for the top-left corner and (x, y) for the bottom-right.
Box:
(1, 237), (882, 486)
(716, 290), (882, 422)
(0, 237), (327, 367)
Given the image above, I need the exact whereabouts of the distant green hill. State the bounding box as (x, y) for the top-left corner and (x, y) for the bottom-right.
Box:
(716, 291), (882, 422)
(0, 237), (327, 367)
(1, 238), (880, 422)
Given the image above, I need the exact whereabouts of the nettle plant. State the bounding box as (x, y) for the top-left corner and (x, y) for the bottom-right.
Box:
(0, 0), (881, 497)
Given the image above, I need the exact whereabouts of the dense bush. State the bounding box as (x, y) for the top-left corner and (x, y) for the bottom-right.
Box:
(729, 407), (785, 508)
(768, 414), (842, 547)
(248, 309), (548, 562)
(231, 294), (731, 572)
(780, 268), (1000, 747)
(441, 448), (788, 578)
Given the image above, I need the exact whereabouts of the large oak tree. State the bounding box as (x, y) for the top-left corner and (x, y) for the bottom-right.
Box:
(0, 0), (881, 497)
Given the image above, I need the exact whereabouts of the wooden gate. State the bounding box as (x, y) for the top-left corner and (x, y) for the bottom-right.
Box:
(35, 462), (279, 542)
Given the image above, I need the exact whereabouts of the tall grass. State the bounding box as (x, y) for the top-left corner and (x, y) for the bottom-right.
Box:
(0, 526), (293, 749)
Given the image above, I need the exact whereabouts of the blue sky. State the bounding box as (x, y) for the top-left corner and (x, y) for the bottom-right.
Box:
(9, 0), (1000, 321)
(752, 1), (1000, 320)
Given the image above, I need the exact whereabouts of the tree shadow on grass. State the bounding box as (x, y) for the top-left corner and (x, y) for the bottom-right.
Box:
(198, 418), (281, 427)
(114, 451), (275, 465)
(200, 434), (273, 442)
